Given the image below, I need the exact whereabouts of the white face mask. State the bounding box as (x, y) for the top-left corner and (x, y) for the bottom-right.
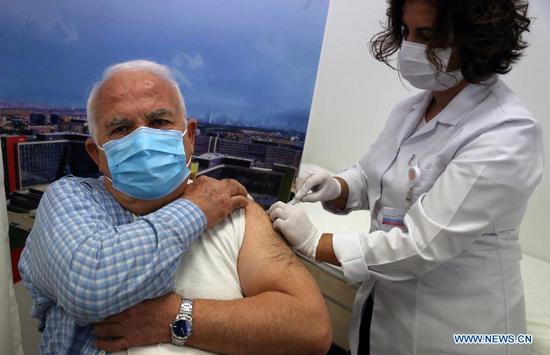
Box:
(398, 40), (464, 91)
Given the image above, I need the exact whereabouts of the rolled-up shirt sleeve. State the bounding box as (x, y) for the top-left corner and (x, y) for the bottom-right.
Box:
(333, 119), (544, 284)
(19, 177), (207, 325)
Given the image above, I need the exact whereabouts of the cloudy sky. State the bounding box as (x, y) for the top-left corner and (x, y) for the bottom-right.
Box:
(0, 0), (329, 131)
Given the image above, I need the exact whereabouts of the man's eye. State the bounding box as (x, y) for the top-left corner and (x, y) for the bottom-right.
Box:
(112, 126), (129, 135)
(151, 119), (170, 127)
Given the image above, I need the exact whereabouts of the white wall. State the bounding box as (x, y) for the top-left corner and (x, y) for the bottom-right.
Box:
(304, 0), (550, 262)
(502, 0), (550, 262)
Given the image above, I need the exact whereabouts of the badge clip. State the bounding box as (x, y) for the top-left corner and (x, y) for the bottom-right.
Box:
(406, 165), (421, 202)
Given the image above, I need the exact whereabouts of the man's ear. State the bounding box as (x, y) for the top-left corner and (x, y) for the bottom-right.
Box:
(85, 138), (101, 167)
(185, 119), (197, 156)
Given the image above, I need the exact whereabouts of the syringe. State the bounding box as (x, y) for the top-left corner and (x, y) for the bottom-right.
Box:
(287, 197), (301, 206)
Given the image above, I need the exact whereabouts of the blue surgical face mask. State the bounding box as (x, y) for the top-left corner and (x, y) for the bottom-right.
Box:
(98, 126), (191, 200)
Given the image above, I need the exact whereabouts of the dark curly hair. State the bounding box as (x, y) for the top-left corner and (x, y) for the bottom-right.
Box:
(370, 0), (531, 83)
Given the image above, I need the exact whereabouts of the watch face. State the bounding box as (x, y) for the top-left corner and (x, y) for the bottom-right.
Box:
(172, 319), (192, 339)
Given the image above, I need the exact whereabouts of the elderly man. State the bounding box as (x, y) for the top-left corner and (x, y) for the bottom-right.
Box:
(19, 60), (331, 355)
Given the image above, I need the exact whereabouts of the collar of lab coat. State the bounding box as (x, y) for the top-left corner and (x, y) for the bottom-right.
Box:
(397, 76), (498, 145)
(425, 76), (499, 127)
(396, 94), (432, 145)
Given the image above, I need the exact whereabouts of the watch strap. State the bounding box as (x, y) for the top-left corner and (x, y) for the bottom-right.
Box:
(180, 298), (193, 318)
(171, 298), (193, 346)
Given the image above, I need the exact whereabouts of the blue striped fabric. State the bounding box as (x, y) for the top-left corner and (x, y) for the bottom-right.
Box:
(19, 175), (206, 354)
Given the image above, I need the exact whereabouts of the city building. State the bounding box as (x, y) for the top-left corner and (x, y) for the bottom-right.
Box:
(193, 129), (303, 170)
(193, 153), (253, 171)
(194, 135), (214, 156)
(49, 114), (61, 125)
(196, 163), (296, 210)
(17, 140), (71, 188)
(215, 138), (250, 157)
(265, 145), (302, 167)
(28, 126), (53, 134)
(29, 113), (47, 125)
(1, 135), (27, 194)
(2, 133), (99, 194)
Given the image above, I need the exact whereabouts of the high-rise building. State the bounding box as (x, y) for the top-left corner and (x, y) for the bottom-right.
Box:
(7, 133), (99, 190)
(57, 122), (71, 132)
(36, 133), (99, 178)
(29, 113), (47, 125)
(193, 153), (253, 171)
(16, 140), (69, 188)
(69, 119), (86, 134)
(215, 138), (250, 158)
(50, 114), (61, 125)
(9, 118), (27, 131)
(265, 146), (302, 167)
(248, 142), (268, 161)
(194, 135), (213, 155)
(196, 163), (295, 209)
(1, 135), (27, 194)
(29, 126), (53, 134)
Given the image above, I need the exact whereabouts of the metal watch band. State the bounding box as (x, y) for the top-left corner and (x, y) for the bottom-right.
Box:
(171, 298), (193, 346)
(180, 298), (193, 318)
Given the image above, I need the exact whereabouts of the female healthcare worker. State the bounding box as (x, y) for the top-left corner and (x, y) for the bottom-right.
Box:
(268, 0), (544, 354)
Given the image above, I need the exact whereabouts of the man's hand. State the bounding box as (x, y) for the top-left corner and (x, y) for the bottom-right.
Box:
(183, 176), (249, 228)
(94, 293), (181, 352)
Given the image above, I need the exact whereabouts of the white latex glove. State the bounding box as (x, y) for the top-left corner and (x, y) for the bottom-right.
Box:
(267, 201), (322, 259)
(295, 168), (341, 203)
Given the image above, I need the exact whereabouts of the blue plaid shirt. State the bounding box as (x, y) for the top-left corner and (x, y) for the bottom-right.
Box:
(19, 175), (207, 354)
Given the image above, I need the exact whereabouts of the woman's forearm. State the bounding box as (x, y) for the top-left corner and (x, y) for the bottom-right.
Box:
(315, 233), (340, 266)
(324, 177), (349, 211)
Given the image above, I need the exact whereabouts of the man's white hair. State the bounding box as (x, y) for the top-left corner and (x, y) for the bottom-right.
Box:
(86, 59), (187, 142)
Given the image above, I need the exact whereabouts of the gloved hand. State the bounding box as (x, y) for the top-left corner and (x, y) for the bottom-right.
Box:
(267, 201), (322, 259)
(295, 168), (341, 203)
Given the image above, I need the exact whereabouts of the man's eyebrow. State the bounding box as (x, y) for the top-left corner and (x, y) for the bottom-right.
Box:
(144, 109), (174, 121)
(106, 116), (133, 129)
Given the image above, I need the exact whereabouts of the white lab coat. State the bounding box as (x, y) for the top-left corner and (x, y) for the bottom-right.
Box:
(329, 78), (544, 355)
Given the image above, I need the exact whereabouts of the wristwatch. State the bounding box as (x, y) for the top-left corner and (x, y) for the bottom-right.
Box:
(170, 298), (193, 346)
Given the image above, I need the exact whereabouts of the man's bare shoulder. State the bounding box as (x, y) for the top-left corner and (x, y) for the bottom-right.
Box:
(238, 200), (315, 297)
(244, 201), (299, 264)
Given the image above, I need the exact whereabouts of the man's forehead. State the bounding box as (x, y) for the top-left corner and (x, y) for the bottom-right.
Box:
(94, 70), (183, 122)
(99, 70), (174, 98)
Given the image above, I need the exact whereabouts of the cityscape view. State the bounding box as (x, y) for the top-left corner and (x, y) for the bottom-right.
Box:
(0, 0), (329, 211)
(0, 106), (305, 209)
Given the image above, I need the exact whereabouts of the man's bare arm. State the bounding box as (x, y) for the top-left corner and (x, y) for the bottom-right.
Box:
(186, 201), (332, 354)
(95, 202), (332, 354)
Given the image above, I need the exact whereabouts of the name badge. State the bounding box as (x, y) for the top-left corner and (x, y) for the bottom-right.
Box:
(381, 207), (408, 233)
